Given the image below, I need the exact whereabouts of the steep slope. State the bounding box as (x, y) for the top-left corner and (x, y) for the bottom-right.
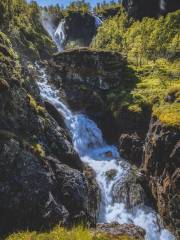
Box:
(0, 32), (98, 235)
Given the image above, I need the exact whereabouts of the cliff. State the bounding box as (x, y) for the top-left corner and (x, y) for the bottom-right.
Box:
(0, 33), (98, 235)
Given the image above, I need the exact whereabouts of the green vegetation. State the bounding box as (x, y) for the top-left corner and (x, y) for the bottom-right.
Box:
(6, 226), (137, 240)
(33, 143), (45, 158)
(92, 9), (180, 127)
(0, 0), (55, 59)
(0, 31), (22, 84)
(28, 94), (45, 115)
(94, 1), (121, 16)
(92, 10), (180, 62)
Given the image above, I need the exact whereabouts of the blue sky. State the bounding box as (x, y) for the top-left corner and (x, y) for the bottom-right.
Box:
(28, 0), (115, 7)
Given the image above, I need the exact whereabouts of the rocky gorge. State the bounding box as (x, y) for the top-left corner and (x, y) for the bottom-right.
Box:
(44, 48), (179, 238)
(0, 0), (179, 240)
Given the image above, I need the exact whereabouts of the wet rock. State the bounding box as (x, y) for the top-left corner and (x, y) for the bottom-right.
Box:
(83, 164), (101, 225)
(142, 117), (180, 238)
(105, 151), (113, 158)
(96, 222), (145, 239)
(119, 133), (144, 166)
(105, 169), (118, 181)
(112, 166), (148, 209)
(47, 157), (91, 224)
(44, 100), (71, 141)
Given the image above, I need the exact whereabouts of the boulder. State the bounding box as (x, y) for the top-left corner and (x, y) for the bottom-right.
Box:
(112, 166), (148, 209)
(97, 222), (145, 239)
(83, 164), (101, 225)
(119, 133), (144, 166)
(0, 138), (93, 235)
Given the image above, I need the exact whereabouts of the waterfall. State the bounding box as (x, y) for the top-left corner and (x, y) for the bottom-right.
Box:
(41, 10), (56, 41)
(54, 20), (66, 52)
(94, 15), (103, 27)
(40, 10), (66, 52)
(37, 65), (175, 240)
(160, 0), (166, 11)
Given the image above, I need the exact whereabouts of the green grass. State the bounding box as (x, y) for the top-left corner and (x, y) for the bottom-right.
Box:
(5, 226), (137, 240)
(106, 59), (180, 127)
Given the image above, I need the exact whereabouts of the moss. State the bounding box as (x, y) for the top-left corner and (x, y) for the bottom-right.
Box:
(6, 226), (137, 240)
(33, 144), (45, 158)
(153, 103), (180, 127)
(27, 94), (45, 115)
(0, 31), (22, 84)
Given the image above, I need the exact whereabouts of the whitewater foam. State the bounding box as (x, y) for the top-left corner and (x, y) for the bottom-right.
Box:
(37, 66), (176, 240)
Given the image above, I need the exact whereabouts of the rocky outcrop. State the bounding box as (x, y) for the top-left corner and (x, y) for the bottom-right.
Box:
(119, 133), (144, 166)
(122, 0), (180, 19)
(112, 165), (148, 209)
(0, 35), (97, 235)
(97, 223), (145, 239)
(49, 48), (127, 91)
(84, 164), (101, 225)
(64, 12), (97, 48)
(47, 48), (127, 142)
(141, 117), (180, 238)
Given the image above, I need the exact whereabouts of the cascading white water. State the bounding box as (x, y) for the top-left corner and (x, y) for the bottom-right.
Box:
(41, 10), (66, 52)
(94, 15), (103, 27)
(54, 20), (66, 52)
(160, 0), (166, 11)
(37, 66), (175, 240)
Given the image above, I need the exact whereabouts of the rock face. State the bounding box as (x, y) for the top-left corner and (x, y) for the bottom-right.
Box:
(64, 12), (97, 48)
(49, 48), (127, 91)
(122, 0), (180, 19)
(141, 117), (180, 238)
(0, 35), (98, 235)
(47, 48), (127, 142)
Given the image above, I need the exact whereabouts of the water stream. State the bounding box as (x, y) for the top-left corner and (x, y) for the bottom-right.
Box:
(41, 10), (66, 52)
(37, 66), (175, 240)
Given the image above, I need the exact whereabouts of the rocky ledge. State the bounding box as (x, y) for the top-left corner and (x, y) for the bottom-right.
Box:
(47, 48), (128, 142)
(48, 48), (127, 91)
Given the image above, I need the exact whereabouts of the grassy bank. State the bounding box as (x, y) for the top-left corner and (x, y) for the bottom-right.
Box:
(6, 226), (137, 240)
